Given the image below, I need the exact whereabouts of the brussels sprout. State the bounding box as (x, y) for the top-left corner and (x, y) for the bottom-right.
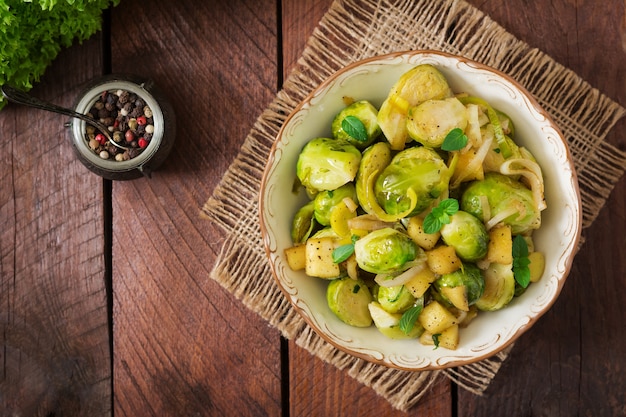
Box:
(291, 200), (317, 244)
(460, 172), (541, 234)
(313, 183), (358, 226)
(327, 277), (373, 327)
(331, 100), (381, 149)
(374, 146), (449, 217)
(355, 142), (392, 215)
(406, 97), (469, 148)
(440, 210), (489, 262)
(475, 262), (515, 311)
(354, 228), (419, 274)
(377, 284), (416, 313)
(377, 64), (453, 150)
(434, 263), (485, 310)
(387, 64), (453, 104)
(296, 137), (362, 193)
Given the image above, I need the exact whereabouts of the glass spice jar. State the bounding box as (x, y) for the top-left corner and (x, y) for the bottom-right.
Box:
(69, 74), (176, 180)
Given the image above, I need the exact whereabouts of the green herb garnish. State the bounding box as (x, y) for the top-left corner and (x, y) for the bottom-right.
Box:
(331, 235), (359, 263)
(512, 235), (531, 288)
(423, 198), (459, 234)
(341, 115), (368, 142)
(0, 0), (121, 111)
(399, 304), (423, 334)
(432, 333), (442, 349)
(441, 128), (468, 151)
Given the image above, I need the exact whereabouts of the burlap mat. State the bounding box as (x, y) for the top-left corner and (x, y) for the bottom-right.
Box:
(201, 0), (626, 411)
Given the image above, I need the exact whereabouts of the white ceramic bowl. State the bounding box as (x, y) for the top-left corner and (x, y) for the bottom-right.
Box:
(259, 51), (581, 370)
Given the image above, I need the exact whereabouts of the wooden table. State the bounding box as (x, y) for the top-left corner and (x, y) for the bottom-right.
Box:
(2, 0), (625, 415)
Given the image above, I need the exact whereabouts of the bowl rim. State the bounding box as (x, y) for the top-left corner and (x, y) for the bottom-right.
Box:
(259, 49), (582, 370)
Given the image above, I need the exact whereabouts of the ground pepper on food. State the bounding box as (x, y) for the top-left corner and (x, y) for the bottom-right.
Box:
(85, 89), (155, 161)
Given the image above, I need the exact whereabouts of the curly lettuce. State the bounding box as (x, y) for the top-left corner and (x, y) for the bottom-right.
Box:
(0, 0), (120, 110)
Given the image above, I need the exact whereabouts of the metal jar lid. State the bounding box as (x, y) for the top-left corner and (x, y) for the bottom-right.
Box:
(70, 75), (176, 180)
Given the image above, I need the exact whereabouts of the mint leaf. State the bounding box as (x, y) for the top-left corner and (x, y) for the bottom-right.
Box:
(423, 198), (459, 234)
(342, 116), (368, 142)
(422, 215), (442, 235)
(512, 235), (531, 288)
(399, 305), (423, 334)
(439, 198), (459, 215)
(332, 243), (354, 263)
(331, 235), (359, 263)
(441, 128), (468, 151)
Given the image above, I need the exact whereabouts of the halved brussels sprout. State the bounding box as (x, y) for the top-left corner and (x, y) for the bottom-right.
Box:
(331, 100), (381, 149)
(374, 146), (449, 217)
(327, 277), (373, 327)
(460, 172), (541, 234)
(313, 183), (358, 226)
(296, 137), (362, 193)
(355, 142), (392, 215)
(376, 284), (416, 314)
(377, 64), (453, 150)
(440, 210), (489, 262)
(475, 262), (515, 311)
(406, 97), (468, 148)
(433, 263), (485, 310)
(354, 227), (419, 274)
(291, 200), (317, 244)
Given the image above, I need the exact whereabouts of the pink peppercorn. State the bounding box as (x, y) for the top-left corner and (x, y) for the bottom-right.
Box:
(136, 116), (147, 126)
(95, 133), (107, 145)
(125, 130), (135, 142)
(138, 138), (148, 149)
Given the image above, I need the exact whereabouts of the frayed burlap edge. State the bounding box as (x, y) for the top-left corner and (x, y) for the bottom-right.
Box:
(201, 0), (626, 411)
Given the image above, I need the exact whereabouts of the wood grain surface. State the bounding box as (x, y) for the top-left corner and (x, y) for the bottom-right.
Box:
(0, 36), (111, 415)
(108, 1), (283, 415)
(1, 0), (624, 416)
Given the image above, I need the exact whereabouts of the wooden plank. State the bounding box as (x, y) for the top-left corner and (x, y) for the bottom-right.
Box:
(458, 1), (626, 416)
(289, 341), (452, 416)
(0, 37), (111, 416)
(281, 0), (332, 76)
(108, 0), (284, 415)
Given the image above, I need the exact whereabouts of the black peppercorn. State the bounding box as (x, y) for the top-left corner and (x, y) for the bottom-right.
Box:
(118, 90), (130, 104)
(98, 108), (110, 119)
(130, 107), (142, 118)
(84, 87), (159, 162)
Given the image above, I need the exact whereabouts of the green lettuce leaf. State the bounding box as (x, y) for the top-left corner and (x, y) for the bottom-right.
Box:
(0, 0), (120, 110)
